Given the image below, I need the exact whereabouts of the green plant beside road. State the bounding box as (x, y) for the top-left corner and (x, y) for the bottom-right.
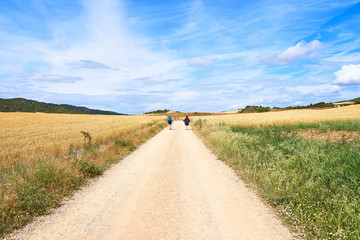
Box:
(195, 120), (360, 240)
(0, 122), (166, 238)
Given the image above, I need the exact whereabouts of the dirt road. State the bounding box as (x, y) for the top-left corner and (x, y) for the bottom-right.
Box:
(10, 121), (292, 240)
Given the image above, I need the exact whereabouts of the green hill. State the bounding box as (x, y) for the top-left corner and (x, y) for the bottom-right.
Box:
(0, 98), (124, 115)
(283, 101), (334, 110)
(240, 106), (270, 113)
(350, 97), (360, 104)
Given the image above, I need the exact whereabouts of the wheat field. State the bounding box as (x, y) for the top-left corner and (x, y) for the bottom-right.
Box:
(195, 105), (360, 126)
(0, 113), (164, 167)
(2, 105), (359, 166)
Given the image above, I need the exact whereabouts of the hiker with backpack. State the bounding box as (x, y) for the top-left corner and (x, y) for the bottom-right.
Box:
(183, 115), (190, 130)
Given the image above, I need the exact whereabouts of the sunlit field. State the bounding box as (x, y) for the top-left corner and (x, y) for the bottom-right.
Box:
(194, 105), (360, 239)
(0, 112), (165, 237)
(0, 113), (163, 168)
(195, 105), (360, 126)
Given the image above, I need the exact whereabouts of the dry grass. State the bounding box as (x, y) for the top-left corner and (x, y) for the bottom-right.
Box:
(194, 105), (360, 126)
(296, 129), (360, 142)
(0, 112), (166, 237)
(333, 101), (355, 105)
(0, 113), (164, 169)
(218, 110), (239, 114)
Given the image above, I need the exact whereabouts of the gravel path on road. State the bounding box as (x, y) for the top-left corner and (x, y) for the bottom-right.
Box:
(9, 121), (292, 240)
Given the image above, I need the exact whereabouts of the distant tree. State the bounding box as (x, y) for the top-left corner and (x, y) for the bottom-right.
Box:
(240, 106), (270, 113)
(144, 109), (170, 114)
(285, 102), (334, 109)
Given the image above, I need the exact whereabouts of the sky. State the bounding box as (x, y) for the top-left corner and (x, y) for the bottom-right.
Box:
(0, 0), (360, 114)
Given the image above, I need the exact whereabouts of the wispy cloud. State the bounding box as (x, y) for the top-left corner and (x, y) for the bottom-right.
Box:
(1, 73), (82, 83)
(187, 58), (217, 68)
(286, 84), (341, 96)
(259, 40), (322, 65)
(70, 60), (115, 70)
(278, 40), (322, 64)
(0, 0), (359, 113)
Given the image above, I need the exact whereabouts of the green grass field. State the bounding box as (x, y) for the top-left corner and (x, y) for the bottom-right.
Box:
(195, 119), (360, 240)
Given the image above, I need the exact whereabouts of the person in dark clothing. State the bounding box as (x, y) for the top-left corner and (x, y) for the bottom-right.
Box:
(183, 115), (190, 130)
(168, 114), (172, 130)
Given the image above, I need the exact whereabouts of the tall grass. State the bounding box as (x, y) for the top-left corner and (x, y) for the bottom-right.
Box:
(0, 120), (166, 238)
(195, 120), (360, 240)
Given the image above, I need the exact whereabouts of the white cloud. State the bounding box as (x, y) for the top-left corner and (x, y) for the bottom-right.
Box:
(2, 73), (82, 83)
(259, 40), (322, 64)
(145, 102), (171, 111)
(251, 85), (264, 91)
(187, 58), (217, 68)
(0, 0), (358, 114)
(226, 104), (242, 110)
(286, 84), (341, 96)
(323, 52), (360, 64)
(278, 40), (321, 64)
(333, 64), (360, 85)
(13, 0), (189, 95)
(70, 60), (114, 70)
(258, 52), (277, 64)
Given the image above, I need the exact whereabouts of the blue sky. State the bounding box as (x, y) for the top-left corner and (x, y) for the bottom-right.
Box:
(0, 0), (360, 114)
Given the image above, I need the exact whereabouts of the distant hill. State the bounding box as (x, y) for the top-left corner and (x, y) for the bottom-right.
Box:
(282, 101), (335, 110)
(333, 97), (360, 106)
(0, 98), (124, 115)
(351, 97), (360, 104)
(144, 109), (212, 117)
(225, 98), (360, 115)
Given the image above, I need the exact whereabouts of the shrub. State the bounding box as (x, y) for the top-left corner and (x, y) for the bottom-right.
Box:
(240, 106), (270, 113)
(79, 160), (103, 177)
(115, 139), (136, 151)
(80, 131), (92, 146)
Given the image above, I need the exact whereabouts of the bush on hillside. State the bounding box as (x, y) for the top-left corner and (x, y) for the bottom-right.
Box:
(240, 106), (270, 113)
(144, 109), (170, 114)
(285, 102), (334, 109)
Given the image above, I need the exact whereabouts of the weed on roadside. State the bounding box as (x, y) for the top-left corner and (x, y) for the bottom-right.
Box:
(195, 120), (360, 240)
(115, 138), (136, 151)
(0, 121), (166, 238)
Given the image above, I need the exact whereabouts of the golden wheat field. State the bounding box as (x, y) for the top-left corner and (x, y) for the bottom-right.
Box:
(2, 105), (359, 167)
(0, 113), (164, 167)
(195, 105), (360, 126)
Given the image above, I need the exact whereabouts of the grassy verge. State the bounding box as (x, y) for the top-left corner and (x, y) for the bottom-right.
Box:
(0, 121), (166, 238)
(194, 119), (360, 240)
